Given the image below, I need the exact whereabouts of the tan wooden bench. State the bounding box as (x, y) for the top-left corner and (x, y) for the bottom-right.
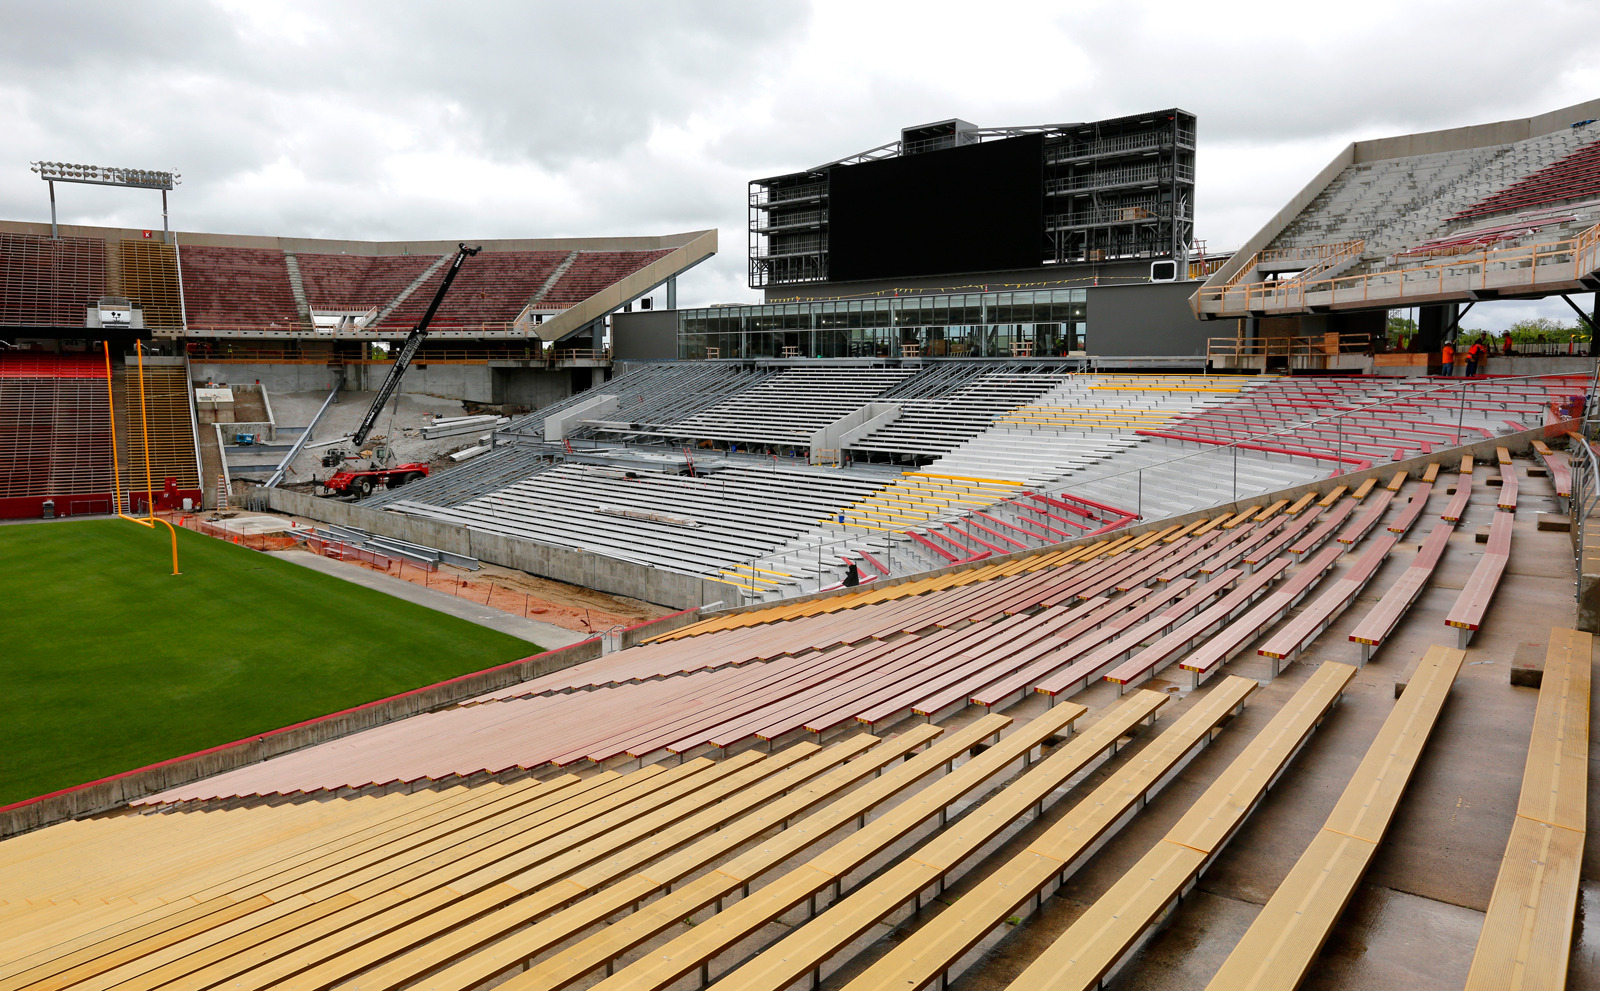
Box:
(1283, 492), (1318, 516)
(1464, 627), (1590, 990)
(823, 677), (1258, 991)
(291, 732), (923, 991)
(1002, 662), (1357, 991)
(1201, 645), (1466, 990)
(556, 708), (1080, 991)
(693, 691), (1171, 991)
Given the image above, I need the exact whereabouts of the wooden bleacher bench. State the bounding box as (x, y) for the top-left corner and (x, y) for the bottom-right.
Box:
(1000, 662), (1357, 991)
(699, 691), (1170, 991)
(399, 721), (999, 991)
(1386, 480), (1434, 534)
(1464, 627), (1591, 990)
(1202, 645), (1466, 991)
(1258, 533), (1398, 666)
(312, 731), (935, 991)
(565, 707), (1079, 991)
(1530, 439), (1572, 505)
(1441, 459), (1473, 523)
(1445, 511), (1513, 647)
(824, 677), (1258, 991)
(1348, 522), (1452, 664)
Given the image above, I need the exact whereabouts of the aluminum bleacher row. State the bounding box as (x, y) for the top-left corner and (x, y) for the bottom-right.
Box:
(0, 353), (114, 514)
(384, 462), (890, 580)
(3, 447), (1578, 991)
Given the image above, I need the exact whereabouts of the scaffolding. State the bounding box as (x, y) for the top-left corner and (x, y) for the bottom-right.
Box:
(747, 109), (1197, 289)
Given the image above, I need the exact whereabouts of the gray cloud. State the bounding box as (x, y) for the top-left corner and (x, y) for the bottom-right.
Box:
(1, 0), (1598, 328)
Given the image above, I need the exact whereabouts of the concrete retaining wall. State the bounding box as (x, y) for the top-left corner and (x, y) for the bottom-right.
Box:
(255, 485), (728, 609)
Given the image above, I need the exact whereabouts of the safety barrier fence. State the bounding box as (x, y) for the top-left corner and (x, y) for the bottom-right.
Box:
(165, 510), (603, 631)
(183, 345), (612, 364)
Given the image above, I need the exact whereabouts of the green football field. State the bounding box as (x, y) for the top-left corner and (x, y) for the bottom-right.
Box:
(0, 519), (540, 807)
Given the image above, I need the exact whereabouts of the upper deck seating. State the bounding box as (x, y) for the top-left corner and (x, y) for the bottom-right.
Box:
(296, 251), (436, 314)
(179, 246), (300, 329)
(0, 232), (105, 326)
(1464, 627), (1591, 990)
(1202, 645), (1466, 990)
(1449, 137), (1600, 222)
(538, 250), (672, 309)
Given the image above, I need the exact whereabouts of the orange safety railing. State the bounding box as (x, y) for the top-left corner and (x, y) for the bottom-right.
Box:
(1206, 333), (1371, 360)
(1221, 239), (1365, 289)
(1196, 222), (1600, 317)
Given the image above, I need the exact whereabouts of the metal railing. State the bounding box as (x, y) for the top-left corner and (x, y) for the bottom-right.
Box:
(183, 345), (609, 364)
(1221, 239), (1365, 289)
(1024, 370), (1595, 519)
(1197, 222), (1600, 317)
(1567, 364), (1600, 593)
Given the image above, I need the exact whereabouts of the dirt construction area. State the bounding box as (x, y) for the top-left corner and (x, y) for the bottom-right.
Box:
(266, 389), (488, 490)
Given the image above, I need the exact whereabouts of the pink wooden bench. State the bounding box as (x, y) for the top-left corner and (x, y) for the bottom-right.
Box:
(1335, 489), (1393, 544)
(1257, 533), (1399, 668)
(1348, 522), (1453, 664)
(1386, 482), (1434, 534)
(1179, 541), (1349, 685)
(1441, 468), (1473, 524)
(1103, 559), (1291, 692)
(1288, 498), (1357, 558)
(1445, 511), (1514, 648)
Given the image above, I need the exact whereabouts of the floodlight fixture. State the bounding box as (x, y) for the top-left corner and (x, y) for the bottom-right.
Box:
(29, 160), (182, 241)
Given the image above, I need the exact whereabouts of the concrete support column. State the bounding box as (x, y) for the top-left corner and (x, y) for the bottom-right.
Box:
(1415, 303), (1458, 353)
(666, 276), (678, 310)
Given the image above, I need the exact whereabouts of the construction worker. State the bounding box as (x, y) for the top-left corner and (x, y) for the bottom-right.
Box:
(1467, 338), (1489, 376)
(1440, 340), (1455, 376)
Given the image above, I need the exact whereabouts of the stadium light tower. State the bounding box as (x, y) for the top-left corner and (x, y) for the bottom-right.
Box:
(29, 161), (181, 242)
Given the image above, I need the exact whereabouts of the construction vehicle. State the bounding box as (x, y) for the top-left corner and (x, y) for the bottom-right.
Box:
(322, 462), (431, 498)
(318, 242), (480, 499)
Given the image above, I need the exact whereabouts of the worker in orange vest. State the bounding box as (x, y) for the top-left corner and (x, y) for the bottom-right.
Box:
(1440, 341), (1455, 376)
(1466, 339), (1489, 376)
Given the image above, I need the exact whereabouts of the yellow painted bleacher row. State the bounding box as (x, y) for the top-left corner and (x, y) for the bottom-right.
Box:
(828, 472), (1023, 533)
(1085, 373), (1261, 394)
(651, 526), (1174, 643)
(995, 406), (1180, 430)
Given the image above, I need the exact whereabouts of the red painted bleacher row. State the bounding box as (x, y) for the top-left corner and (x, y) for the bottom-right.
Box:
(0, 352), (106, 378)
(179, 246), (300, 329)
(1449, 138), (1600, 222)
(0, 355), (114, 502)
(176, 246), (671, 331)
(1150, 377), (1589, 473)
(539, 250), (671, 309)
(0, 233), (106, 327)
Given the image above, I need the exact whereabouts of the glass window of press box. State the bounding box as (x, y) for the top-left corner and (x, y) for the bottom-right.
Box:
(677, 288), (1088, 359)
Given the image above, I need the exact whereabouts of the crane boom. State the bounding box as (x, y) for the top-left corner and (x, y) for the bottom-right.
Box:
(350, 243), (480, 448)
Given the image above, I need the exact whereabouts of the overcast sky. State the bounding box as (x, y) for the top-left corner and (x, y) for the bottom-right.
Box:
(3, 0), (1599, 330)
